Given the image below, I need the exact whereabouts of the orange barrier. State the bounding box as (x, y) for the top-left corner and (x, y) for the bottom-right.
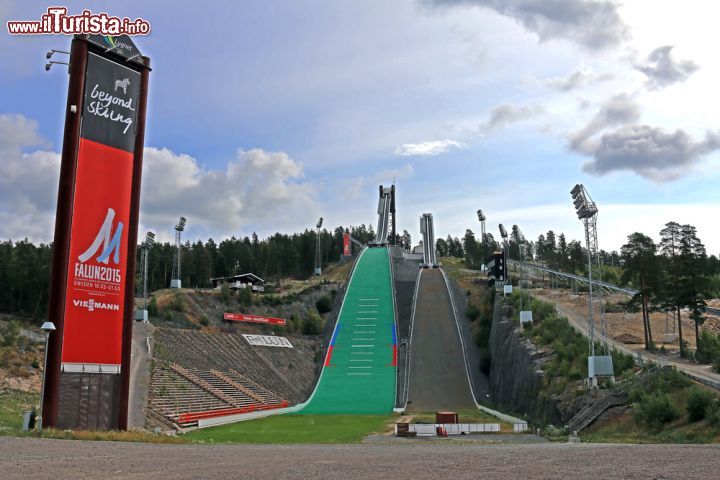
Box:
(177, 401), (289, 425)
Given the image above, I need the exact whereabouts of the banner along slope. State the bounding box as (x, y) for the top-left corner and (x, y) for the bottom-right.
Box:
(301, 247), (397, 414)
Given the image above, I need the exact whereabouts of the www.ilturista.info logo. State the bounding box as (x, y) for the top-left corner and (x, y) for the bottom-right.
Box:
(74, 208), (124, 284)
(73, 298), (120, 312)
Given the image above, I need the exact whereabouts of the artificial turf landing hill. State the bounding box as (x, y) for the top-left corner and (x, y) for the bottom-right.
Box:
(300, 247), (397, 414)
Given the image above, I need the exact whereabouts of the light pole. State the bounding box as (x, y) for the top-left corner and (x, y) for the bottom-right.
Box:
(39, 321), (56, 431)
(498, 223), (509, 283)
(315, 217), (323, 276)
(570, 183), (613, 386)
(135, 231), (155, 322)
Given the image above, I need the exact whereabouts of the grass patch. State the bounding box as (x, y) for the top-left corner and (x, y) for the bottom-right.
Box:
(409, 409), (514, 431)
(0, 390), (38, 433)
(583, 369), (720, 443)
(185, 414), (393, 444)
(508, 291), (636, 395)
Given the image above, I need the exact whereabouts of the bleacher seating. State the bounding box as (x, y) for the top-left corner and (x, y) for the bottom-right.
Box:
(148, 328), (315, 428)
(149, 362), (289, 427)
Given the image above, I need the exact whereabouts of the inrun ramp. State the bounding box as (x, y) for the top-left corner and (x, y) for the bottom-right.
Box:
(406, 268), (476, 411)
(301, 247), (397, 414)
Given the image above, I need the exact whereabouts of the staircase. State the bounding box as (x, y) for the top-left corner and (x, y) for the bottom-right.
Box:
(565, 364), (667, 433)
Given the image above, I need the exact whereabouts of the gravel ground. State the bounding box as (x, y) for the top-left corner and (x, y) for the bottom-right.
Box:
(2, 437), (719, 479)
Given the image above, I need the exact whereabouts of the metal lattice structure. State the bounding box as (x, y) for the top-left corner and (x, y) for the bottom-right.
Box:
(170, 217), (186, 288)
(315, 217), (323, 276)
(135, 232), (155, 322)
(571, 184), (613, 384)
(512, 225), (528, 314)
(498, 223), (509, 283)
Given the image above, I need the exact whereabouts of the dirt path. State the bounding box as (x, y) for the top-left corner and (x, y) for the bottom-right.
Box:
(1, 437), (718, 479)
(533, 291), (720, 387)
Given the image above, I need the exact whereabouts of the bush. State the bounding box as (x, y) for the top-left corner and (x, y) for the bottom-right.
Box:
(219, 283), (231, 304)
(199, 315), (209, 327)
(0, 321), (20, 347)
(147, 297), (158, 317)
(466, 305), (480, 322)
(696, 331), (720, 367)
(171, 295), (185, 312)
(31, 359), (40, 369)
(302, 311), (323, 335)
(237, 287), (252, 307)
(316, 296), (332, 314)
(686, 387), (715, 422)
(635, 393), (680, 430)
(707, 401), (720, 427)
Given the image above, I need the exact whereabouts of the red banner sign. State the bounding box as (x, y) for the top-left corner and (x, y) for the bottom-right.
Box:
(343, 233), (351, 256)
(224, 313), (286, 326)
(61, 53), (140, 368)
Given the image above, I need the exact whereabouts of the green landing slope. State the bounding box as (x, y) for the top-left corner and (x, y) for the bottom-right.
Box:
(300, 247), (397, 414)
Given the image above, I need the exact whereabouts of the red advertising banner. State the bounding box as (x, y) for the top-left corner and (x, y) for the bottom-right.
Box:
(224, 313), (286, 326)
(343, 233), (351, 256)
(60, 52), (140, 368)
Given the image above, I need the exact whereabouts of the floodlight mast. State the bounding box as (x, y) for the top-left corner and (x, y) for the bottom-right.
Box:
(513, 225), (527, 312)
(170, 217), (186, 288)
(498, 223), (509, 283)
(477, 209), (486, 244)
(136, 232), (155, 322)
(314, 217), (323, 276)
(571, 184), (611, 386)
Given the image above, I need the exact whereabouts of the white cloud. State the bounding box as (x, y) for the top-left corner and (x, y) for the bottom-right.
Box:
(394, 139), (466, 156)
(0, 114), (59, 241)
(0, 113), (320, 242)
(139, 147), (318, 238)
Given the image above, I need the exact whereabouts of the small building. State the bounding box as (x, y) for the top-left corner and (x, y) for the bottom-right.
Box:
(211, 273), (265, 292)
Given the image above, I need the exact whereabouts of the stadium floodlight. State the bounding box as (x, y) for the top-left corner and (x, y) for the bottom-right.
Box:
(171, 218), (187, 288)
(498, 223), (508, 241)
(513, 225), (530, 324)
(314, 217), (323, 276)
(136, 231), (155, 322)
(477, 209), (487, 244)
(498, 224), (509, 284)
(569, 184), (613, 386)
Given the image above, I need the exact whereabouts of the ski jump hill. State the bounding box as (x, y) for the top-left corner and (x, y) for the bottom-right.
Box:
(405, 268), (476, 412)
(301, 247), (397, 414)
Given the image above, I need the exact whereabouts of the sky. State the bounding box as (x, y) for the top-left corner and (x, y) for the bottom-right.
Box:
(1, 0), (719, 253)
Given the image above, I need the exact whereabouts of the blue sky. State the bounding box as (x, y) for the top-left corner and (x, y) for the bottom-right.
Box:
(2, 0), (719, 253)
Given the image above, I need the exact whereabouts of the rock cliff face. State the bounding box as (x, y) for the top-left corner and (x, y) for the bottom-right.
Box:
(488, 300), (562, 425)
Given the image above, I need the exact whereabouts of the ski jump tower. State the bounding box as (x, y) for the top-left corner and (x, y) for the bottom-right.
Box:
(370, 185), (396, 246)
(419, 213), (438, 268)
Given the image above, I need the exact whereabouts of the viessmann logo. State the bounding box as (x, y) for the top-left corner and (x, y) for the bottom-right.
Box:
(73, 298), (120, 312)
(73, 208), (124, 284)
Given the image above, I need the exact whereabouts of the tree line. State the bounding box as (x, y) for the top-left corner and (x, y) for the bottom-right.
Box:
(457, 221), (719, 361)
(0, 224), (378, 319)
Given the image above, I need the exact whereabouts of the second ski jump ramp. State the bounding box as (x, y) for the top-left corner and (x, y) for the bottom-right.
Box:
(406, 268), (476, 412)
(301, 247), (397, 414)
